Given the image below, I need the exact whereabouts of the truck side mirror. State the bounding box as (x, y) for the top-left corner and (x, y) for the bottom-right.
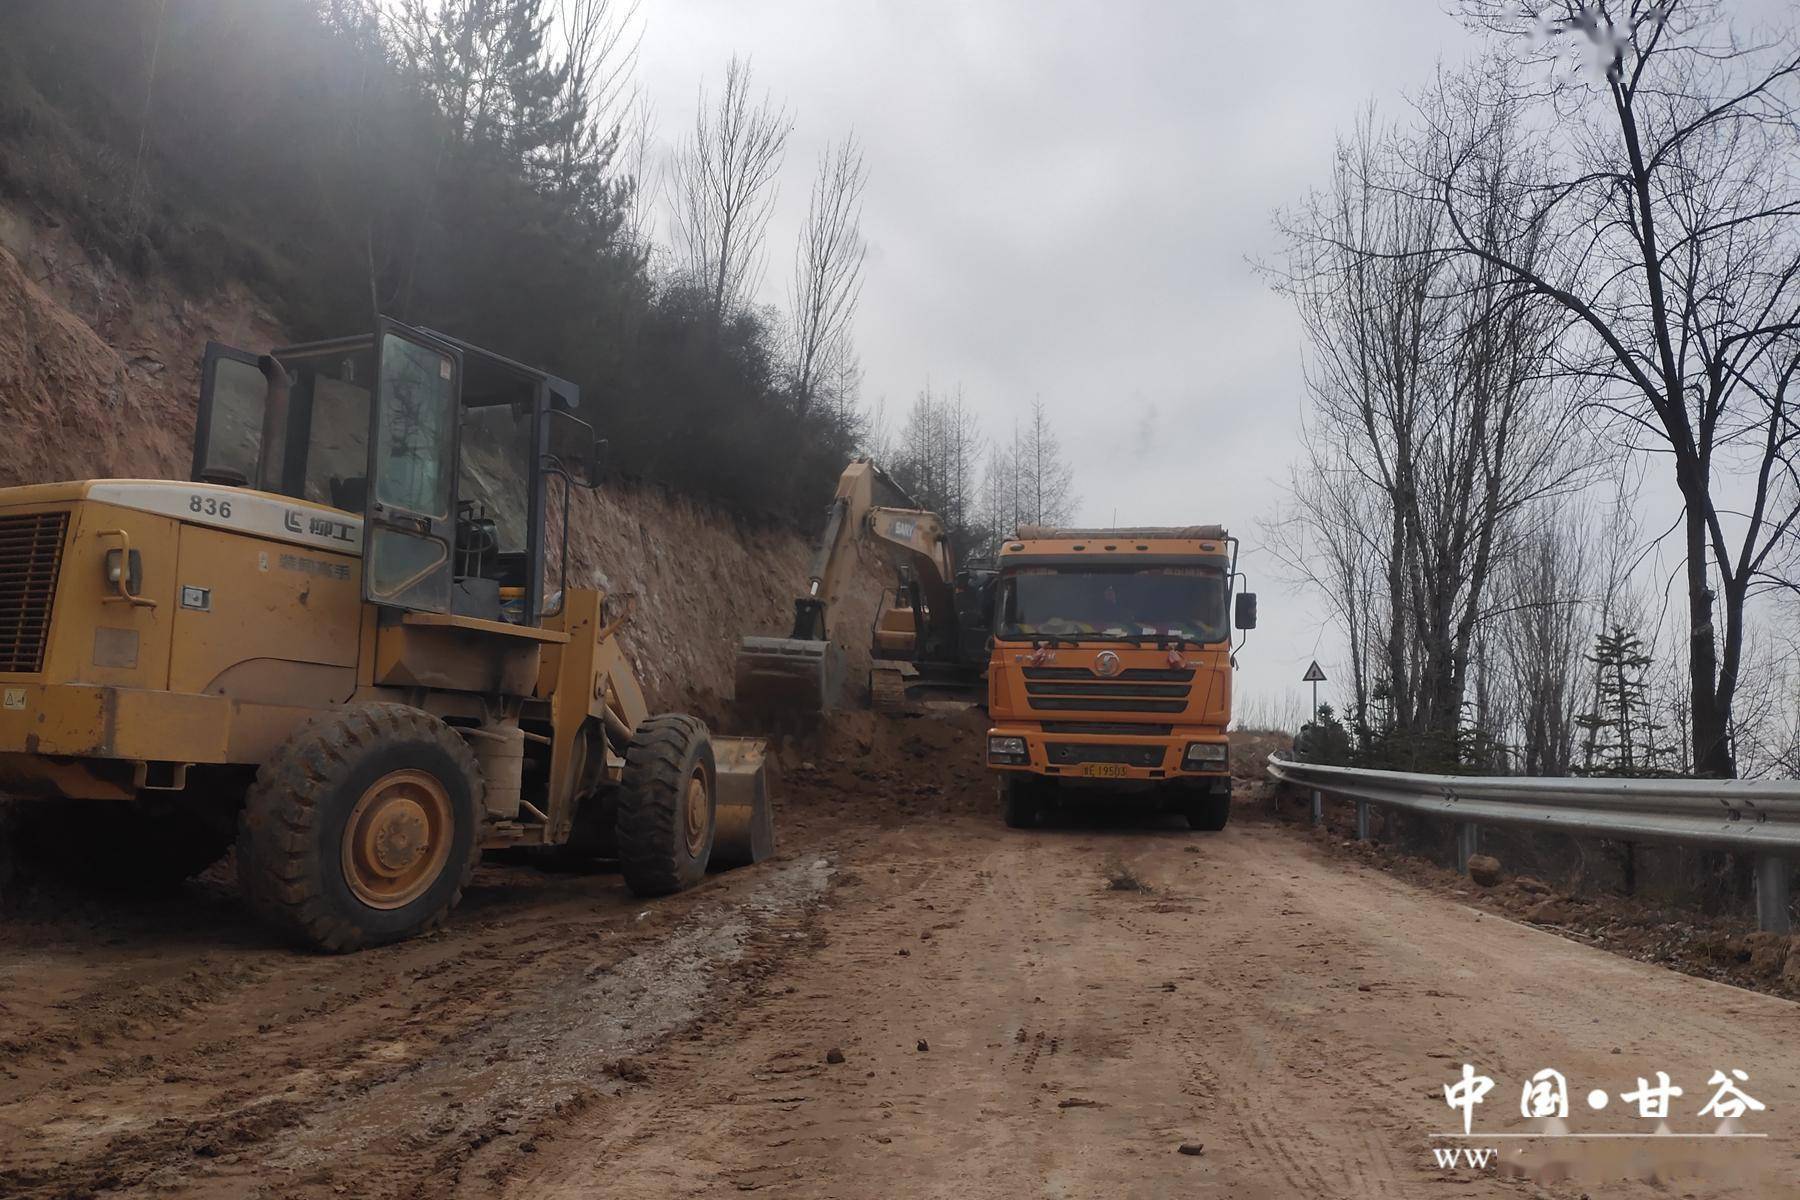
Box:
(1234, 592), (1258, 631)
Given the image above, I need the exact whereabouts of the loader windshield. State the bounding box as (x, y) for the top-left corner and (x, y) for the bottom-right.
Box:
(293, 345), (376, 509)
(996, 565), (1228, 644)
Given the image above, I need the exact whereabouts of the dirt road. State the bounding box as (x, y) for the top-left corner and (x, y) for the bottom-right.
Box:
(4, 716), (1798, 1198)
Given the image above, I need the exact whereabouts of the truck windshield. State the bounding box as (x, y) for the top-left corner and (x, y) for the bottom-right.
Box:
(996, 566), (1228, 644)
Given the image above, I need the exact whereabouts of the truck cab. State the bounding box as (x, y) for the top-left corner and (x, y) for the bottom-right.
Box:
(984, 525), (1255, 829)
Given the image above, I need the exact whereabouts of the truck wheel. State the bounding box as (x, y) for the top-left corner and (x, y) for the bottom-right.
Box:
(236, 704), (483, 952)
(1000, 775), (1039, 829)
(1185, 792), (1231, 832)
(616, 714), (716, 897)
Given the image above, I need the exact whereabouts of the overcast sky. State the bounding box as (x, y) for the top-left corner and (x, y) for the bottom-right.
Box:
(637, 1), (1475, 717)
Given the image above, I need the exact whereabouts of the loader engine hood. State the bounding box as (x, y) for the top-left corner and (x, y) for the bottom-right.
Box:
(0, 479), (365, 556)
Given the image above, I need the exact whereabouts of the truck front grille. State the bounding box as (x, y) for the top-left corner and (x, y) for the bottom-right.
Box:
(0, 512), (68, 673)
(1045, 742), (1167, 768)
(1022, 666), (1195, 714)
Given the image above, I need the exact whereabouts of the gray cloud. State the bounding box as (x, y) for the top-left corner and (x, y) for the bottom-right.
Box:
(640, 0), (1467, 711)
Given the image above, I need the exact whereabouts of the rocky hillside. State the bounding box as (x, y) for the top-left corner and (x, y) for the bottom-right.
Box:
(0, 202), (882, 715)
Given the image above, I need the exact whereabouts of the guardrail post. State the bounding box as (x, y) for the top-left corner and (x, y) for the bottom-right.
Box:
(1355, 800), (1370, 842)
(1311, 789), (1323, 827)
(1755, 855), (1791, 935)
(1456, 823), (1478, 874)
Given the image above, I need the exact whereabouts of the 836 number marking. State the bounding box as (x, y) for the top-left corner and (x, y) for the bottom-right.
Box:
(189, 494), (233, 518)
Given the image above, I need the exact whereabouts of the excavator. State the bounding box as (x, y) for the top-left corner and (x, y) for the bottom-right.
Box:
(0, 319), (775, 951)
(734, 460), (992, 716)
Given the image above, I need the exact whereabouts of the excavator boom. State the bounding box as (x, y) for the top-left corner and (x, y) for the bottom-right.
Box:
(733, 460), (954, 717)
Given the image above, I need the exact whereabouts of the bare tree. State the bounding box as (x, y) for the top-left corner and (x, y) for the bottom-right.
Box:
(549, 0), (641, 196)
(1018, 398), (1077, 526)
(1493, 501), (1595, 774)
(893, 383), (985, 542)
(975, 441), (1020, 561)
(555, 0), (638, 129)
(789, 135), (868, 416)
(1267, 452), (1389, 733)
(617, 90), (658, 254)
(1270, 108), (1583, 760)
(1438, 4), (1800, 775)
(668, 55), (792, 326)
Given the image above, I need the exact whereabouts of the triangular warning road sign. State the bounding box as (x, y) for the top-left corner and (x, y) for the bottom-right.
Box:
(1302, 660), (1327, 683)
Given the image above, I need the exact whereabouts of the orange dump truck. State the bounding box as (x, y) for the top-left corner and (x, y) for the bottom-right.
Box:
(984, 525), (1256, 829)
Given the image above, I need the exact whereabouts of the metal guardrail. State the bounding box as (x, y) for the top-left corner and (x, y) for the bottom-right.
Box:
(1266, 754), (1797, 934)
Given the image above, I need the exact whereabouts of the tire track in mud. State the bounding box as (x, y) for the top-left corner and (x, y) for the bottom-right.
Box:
(0, 856), (835, 1200)
(498, 809), (1800, 1200)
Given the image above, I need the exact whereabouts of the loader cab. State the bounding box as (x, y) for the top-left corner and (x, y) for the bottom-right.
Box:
(190, 319), (593, 627)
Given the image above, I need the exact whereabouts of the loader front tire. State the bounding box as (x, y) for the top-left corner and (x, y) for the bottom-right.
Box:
(616, 714), (716, 897)
(236, 704), (483, 952)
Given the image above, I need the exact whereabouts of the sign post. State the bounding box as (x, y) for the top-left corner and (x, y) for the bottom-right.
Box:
(1302, 660), (1327, 726)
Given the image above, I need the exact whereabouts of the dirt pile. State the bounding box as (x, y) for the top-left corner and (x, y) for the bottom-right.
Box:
(0, 201), (881, 713)
(1228, 729), (1291, 783)
(772, 706), (998, 845)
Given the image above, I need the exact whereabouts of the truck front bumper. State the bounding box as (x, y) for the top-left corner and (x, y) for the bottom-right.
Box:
(985, 723), (1229, 786)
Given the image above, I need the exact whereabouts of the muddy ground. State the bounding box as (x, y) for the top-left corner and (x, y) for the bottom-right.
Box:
(4, 715), (1800, 1199)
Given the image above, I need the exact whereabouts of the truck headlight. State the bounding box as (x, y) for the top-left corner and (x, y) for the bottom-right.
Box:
(1183, 742), (1227, 768)
(988, 735), (1028, 764)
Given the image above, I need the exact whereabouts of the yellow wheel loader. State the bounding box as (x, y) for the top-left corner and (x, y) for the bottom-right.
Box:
(733, 459), (993, 717)
(0, 320), (773, 950)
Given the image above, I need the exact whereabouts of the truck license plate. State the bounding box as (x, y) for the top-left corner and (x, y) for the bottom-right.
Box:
(1081, 763), (1129, 779)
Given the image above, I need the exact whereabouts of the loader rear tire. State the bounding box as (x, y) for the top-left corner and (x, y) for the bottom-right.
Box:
(616, 714), (716, 897)
(236, 704), (483, 953)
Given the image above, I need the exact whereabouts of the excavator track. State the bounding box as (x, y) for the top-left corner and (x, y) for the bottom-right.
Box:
(870, 665), (910, 713)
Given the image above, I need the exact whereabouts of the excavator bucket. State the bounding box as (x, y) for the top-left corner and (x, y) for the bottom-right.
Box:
(711, 736), (776, 868)
(733, 635), (846, 717)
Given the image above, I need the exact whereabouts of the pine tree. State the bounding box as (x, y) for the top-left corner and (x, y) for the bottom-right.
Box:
(1574, 626), (1669, 777)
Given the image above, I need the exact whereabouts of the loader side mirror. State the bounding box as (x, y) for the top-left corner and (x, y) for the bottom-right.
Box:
(1234, 592), (1258, 631)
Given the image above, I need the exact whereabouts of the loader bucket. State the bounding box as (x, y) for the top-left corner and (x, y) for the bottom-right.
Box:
(733, 636), (846, 717)
(711, 736), (775, 869)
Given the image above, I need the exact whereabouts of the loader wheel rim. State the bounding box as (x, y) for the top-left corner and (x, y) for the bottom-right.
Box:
(342, 769), (454, 910)
(682, 767), (710, 857)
